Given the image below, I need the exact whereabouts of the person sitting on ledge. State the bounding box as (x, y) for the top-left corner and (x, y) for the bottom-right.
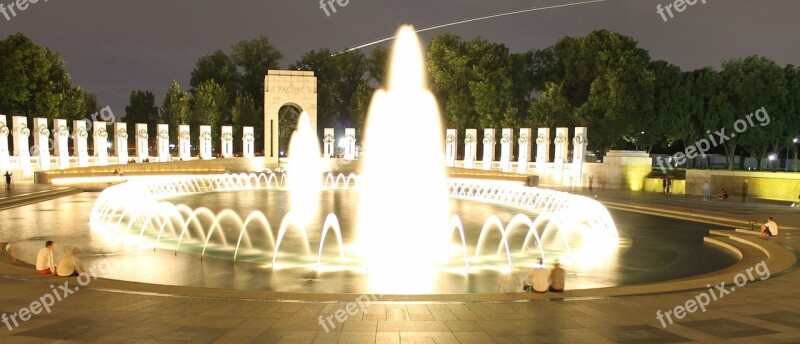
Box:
(35, 241), (57, 275)
(525, 258), (550, 293)
(760, 217), (779, 237)
(549, 260), (565, 292)
(56, 247), (84, 277)
(717, 188), (728, 200)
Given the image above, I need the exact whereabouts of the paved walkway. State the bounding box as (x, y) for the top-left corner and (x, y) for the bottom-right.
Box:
(1, 188), (799, 343)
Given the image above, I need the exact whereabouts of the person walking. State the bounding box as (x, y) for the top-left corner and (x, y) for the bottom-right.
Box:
(703, 181), (711, 201)
(4, 171), (11, 190)
(742, 179), (749, 203)
(662, 177), (667, 194)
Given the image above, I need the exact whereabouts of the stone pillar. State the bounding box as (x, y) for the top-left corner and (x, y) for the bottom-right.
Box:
(94, 121), (109, 166)
(243, 127), (255, 158)
(323, 128), (335, 158)
(344, 128), (356, 161)
(135, 123), (148, 163)
(199, 125), (212, 160)
(500, 128), (514, 172)
(178, 125), (191, 161)
(573, 127), (588, 188)
(463, 129), (477, 169)
(517, 128), (532, 174)
(536, 128), (550, 171)
(33, 118), (51, 171)
(73, 120), (89, 167)
(445, 129), (457, 167)
(482, 129), (496, 171)
(54, 119), (70, 169)
(0, 116), (10, 173)
(115, 123), (128, 165)
(554, 127), (569, 172)
(157, 124), (170, 162)
(12, 117), (31, 172)
(221, 126), (233, 158)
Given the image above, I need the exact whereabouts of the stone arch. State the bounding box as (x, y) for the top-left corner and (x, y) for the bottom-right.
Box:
(278, 102), (303, 156)
(264, 70), (317, 162)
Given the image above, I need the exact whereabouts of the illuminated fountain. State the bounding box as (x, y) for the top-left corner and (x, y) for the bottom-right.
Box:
(88, 25), (620, 294)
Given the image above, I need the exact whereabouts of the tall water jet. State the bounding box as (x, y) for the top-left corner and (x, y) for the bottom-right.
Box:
(286, 112), (323, 225)
(356, 26), (451, 287)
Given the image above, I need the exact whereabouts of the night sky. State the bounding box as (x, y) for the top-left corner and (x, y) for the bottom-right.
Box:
(0, 0), (797, 115)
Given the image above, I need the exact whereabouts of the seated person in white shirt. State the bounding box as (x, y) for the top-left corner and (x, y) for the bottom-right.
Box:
(56, 247), (84, 277)
(35, 241), (57, 275)
(760, 217), (779, 237)
(525, 258), (550, 293)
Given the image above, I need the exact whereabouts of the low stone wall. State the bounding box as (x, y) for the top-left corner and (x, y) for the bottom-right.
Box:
(686, 170), (800, 202)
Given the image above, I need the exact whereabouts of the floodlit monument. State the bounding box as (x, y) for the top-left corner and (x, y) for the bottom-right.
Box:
(88, 26), (621, 294)
(264, 70), (318, 163)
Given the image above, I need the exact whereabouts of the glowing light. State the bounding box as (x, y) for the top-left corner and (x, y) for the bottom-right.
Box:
(286, 112), (323, 225)
(356, 26), (451, 285)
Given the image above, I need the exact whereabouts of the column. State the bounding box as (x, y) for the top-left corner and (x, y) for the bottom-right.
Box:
(221, 126), (233, 158)
(94, 121), (109, 166)
(73, 120), (89, 167)
(54, 119), (70, 169)
(517, 128), (532, 174)
(344, 128), (356, 161)
(12, 116), (31, 173)
(115, 123), (128, 165)
(554, 127), (569, 172)
(573, 127), (588, 189)
(179, 125), (191, 161)
(199, 125), (212, 160)
(157, 124), (170, 162)
(243, 127), (255, 158)
(0, 116), (10, 173)
(135, 123), (148, 163)
(445, 129), (457, 167)
(536, 128), (550, 171)
(463, 129), (477, 169)
(482, 129), (495, 171)
(500, 128), (514, 172)
(33, 118), (51, 171)
(323, 128), (335, 158)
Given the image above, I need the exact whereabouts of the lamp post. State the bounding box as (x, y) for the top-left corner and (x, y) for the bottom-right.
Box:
(794, 138), (799, 172)
(769, 154), (776, 172)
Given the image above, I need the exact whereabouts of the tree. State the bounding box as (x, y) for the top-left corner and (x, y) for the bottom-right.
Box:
(0, 33), (86, 120)
(427, 33), (476, 129)
(366, 46), (389, 88)
(632, 61), (691, 153)
(124, 90), (159, 135)
(161, 80), (190, 142)
(543, 30), (655, 157)
(722, 56), (787, 170)
(192, 80), (228, 150)
(189, 50), (239, 103)
(230, 35), (282, 109)
(231, 92), (260, 153)
(289, 49), (372, 138)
